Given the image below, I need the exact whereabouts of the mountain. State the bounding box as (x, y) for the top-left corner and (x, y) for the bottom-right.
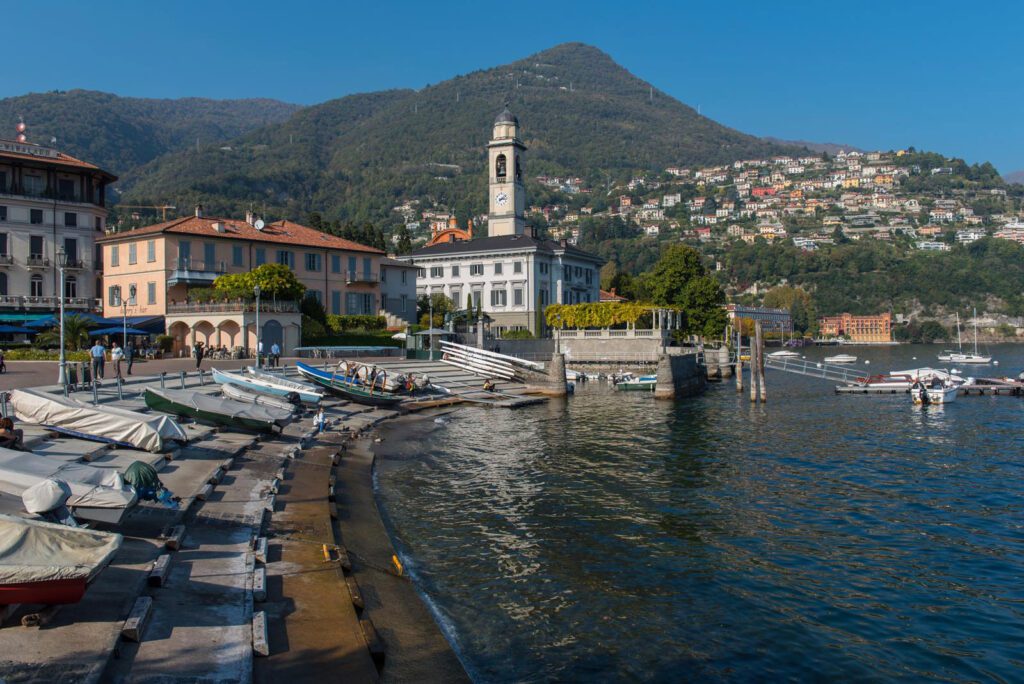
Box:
(763, 137), (864, 156)
(1003, 169), (1024, 185)
(0, 90), (302, 176)
(121, 43), (805, 224)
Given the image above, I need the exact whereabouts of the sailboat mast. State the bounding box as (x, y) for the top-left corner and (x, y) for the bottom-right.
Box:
(956, 312), (962, 351)
(973, 307), (979, 355)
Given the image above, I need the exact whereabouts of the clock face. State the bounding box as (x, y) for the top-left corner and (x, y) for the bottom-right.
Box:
(495, 192), (509, 207)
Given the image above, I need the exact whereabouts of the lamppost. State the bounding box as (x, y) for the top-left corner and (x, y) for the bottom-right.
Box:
(428, 295), (434, 361)
(122, 284), (136, 349)
(254, 285), (261, 368)
(56, 248), (67, 388)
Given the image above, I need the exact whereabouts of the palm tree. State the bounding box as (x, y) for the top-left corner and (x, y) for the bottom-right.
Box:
(34, 314), (95, 350)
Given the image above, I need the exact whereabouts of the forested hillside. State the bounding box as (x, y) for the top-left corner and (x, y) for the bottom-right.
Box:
(0, 90), (301, 175)
(121, 43), (803, 223)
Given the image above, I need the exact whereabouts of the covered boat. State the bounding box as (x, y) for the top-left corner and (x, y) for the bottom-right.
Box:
(220, 382), (302, 413)
(0, 513), (123, 605)
(331, 360), (406, 392)
(9, 388), (186, 453)
(211, 368), (305, 404)
(0, 448), (137, 525)
(295, 362), (405, 407)
(144, 388), (293, 432)
(245, 367), (324, 403)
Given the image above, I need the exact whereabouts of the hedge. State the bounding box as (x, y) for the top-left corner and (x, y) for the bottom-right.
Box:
(303, 332), (402, 348)
(3, 349), (90, 361)
(326, 315), (388, 333)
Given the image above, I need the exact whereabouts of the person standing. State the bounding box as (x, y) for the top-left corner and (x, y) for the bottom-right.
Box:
(194, 342), (205, 370)
(125, 341), (135, 375)
(271, 342), (281, 368)
(313, 406), (327, 435)
(90, 339), (106, 380)
(111, 342), (125, 380)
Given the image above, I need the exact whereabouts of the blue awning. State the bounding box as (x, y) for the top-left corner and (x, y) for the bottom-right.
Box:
(89, 326), (151, 336)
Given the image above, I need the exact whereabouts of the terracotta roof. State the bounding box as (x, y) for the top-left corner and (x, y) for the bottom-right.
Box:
(97, 215), (384, 253)
(599, 289), (628, 302)
(0, 139), (115, 179)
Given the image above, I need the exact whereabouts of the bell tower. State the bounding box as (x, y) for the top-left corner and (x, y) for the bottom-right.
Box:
(487, 107), (527, 237)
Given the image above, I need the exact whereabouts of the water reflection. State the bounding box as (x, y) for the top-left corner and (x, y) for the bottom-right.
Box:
(377, 345), (1024, 682)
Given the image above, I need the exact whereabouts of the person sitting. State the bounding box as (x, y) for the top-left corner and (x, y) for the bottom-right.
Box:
(0, 416), (25, 450)
(482, 378), (496, 392)
(0, 350), (6, 374)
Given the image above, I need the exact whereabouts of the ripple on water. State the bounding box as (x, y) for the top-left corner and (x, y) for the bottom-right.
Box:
(377, 345), (1024, 683)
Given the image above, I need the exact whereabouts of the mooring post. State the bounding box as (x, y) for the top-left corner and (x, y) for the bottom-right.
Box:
(735, 328), (743, 393)
(92, 380), (99, 406)
(116, 378), (124, 401)
(160, 372), (166, 389)
(749, 326), (758, 403)
(179, 371), (186, 390)
(757, 322), (767, 403)
(198, 369), (205, 386)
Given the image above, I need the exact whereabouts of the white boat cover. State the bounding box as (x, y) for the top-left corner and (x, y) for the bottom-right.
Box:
(22, 478), (71, 514)
(245, 367), (324, 396)
(0, 513), (122, 585)
(9, 388), (184, 452)
(220, 383), (299, 413)
(0, 448), (136, 518)
(150, 388), (294, 426)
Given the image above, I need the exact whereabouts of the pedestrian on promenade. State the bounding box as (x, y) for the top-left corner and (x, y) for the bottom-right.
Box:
(313, 407), (327, 435)
(111, 342), (125, 380)
(125, 341), (135, 375)
(90, 340), (106, 380)
(271, 342), (281, 368)
(194, 342), (205, 370)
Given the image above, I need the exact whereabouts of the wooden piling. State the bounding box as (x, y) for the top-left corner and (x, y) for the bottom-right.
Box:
(735, 329), (743, 393)
(757, 322), (767, 403)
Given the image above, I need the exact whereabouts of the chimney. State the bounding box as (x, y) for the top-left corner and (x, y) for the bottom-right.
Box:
(245, 210), (255, 226)
(467, 218), (473, 239)
(195, 204), (204, 218)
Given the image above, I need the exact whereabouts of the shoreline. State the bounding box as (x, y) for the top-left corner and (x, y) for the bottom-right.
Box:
(333, 409), (471, 682)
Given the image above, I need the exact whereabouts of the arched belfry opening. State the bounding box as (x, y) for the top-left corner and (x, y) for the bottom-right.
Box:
(495, 153), (507, 180)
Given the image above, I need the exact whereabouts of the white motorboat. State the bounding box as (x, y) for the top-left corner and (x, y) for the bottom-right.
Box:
(911, 380), (959, 405)
(824, 354), (858, 364)
(768, 350), (801, 358)
(938, 310), (992, 364)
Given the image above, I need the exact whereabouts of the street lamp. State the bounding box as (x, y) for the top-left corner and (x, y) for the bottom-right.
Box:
(428, 295), (434, 361)
(56, 248), (67, 388)
(254, 285), (261, 368)
(122, 284), (137, 351)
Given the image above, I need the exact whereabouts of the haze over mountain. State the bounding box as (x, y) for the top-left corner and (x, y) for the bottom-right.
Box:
(0, 90), (301, 177)
(1003, 170), (1024, 185)
(119, 43), (809, 224)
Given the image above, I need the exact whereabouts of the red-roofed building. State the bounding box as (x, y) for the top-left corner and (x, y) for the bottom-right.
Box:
(97, 208), (389, 356)
(599, 288), (628, 303)
(0, 137), (117, 315)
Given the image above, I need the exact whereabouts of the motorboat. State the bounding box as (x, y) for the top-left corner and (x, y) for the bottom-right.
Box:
(144, 388), (293, 432)
(220, 382), (302, 413)
(824, 354), (858, 364)
(767, 350), (801, 358)
(612, 373), (657, 391)
(0, 513), (122, 605)
(295, 362), (405, 407)
(0, 449), (137, 525)
(9, 388), (187, 453)
(911, 380), (959, 405)
(842, 367), (965, 392)
(938, 310), (992, 364)
(211, 368), (303, 404)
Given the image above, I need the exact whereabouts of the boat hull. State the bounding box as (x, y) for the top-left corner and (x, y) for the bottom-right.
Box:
(212, 369), (304, 404)
(295, 362), (404, 407)
(0, 577), (88, 605)
(144, 389), (278, 432)
(614, 381), (656, 391)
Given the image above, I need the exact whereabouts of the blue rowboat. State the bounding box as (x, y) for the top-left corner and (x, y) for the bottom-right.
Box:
(210, 368), (315, 404)
(295, 362), (404, 407)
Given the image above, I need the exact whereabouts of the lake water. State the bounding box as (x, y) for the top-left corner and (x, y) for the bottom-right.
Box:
(375, 344), (1024, 682)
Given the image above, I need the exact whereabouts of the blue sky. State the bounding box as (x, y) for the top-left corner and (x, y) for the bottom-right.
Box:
(5, 1), (1023, 172)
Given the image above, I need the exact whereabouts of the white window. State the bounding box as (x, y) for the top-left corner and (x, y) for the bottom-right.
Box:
(494, 262), (503, 275)
(513, 261), (522, 274)
(513, 288), (524, 306)
(108, 285), (121, 306)
(490, 289), (507, 307)
(30, 275), (43, 297)
(470, 263), (484, 276)
(451, 265), (460, 277)
(430, 266), (443, 278)
(417, 268), (426, 278)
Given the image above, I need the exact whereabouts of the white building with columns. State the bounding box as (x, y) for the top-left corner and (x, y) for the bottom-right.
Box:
(401, 109), (603, 334)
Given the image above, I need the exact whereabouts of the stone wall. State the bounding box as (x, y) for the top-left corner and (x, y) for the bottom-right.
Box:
(653, 353), (706, 400)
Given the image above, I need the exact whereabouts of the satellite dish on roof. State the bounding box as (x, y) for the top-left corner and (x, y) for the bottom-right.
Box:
(254, 219), (265, 231)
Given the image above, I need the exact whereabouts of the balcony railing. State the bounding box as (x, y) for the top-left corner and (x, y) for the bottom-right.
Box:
(166, 300), (300, 315)
(26, 255), (50, 268)
(168, 259), (229, 285)
(0, 255), (13, 267)
(345, 270), (378, 284)
(64, 258), (88, 270)
(6, 296), (94, 310)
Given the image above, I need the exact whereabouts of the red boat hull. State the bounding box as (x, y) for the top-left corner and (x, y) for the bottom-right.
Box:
(0, 578), (87, 605)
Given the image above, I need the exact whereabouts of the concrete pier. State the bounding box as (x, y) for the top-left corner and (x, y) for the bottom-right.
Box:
(653, 353), (707, 400)
(517, 352), (570, 396)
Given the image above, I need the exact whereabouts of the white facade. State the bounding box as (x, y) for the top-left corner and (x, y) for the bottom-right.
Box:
(0, 138), (114, 312)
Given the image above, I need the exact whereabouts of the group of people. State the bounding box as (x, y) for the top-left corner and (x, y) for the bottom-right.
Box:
(89, 340), (136, 381)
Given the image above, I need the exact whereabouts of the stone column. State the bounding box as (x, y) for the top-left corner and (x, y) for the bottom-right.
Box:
(653, 354), (675, 400)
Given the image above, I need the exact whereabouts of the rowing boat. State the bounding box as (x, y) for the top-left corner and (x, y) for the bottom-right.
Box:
(245, 367), (325, 403)
(144, 388), (293, 432)
(295, 362), (405, 407)
(211, 368), (304, 404)
(220, 382), (302, 413)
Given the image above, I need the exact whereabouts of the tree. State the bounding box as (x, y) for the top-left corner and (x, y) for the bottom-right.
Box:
(600, 261), (619, 291)
(395, 225), (412, 255)
(416, 293), (454, 328)
(646, 245), (707, 305)
(35, 314), (95, 350)
(213, 263), (306, 301)
(645, 245), (726, 338)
